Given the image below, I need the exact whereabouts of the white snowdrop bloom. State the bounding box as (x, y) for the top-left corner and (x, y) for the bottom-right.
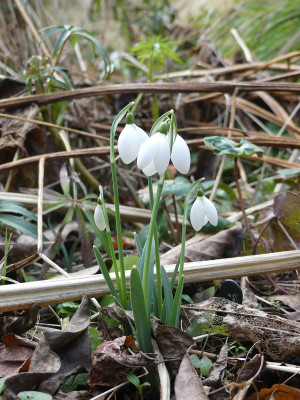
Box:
(137, 123), (171, 176)
(94, 204), (106, 231)
(118, 112), (148, 164)
(170, 133), (190, 174)
(137, 120), (191, 176)
(190, 194), (218, 231)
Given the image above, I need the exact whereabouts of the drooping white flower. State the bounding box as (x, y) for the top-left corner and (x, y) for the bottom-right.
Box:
(94, 204), (106, 231)
(170, 133), (190, 174)
(137, 121), (190, 176)
(118, 112), (148, 164)
(190, 192), (218, 231)
(137, 128), (170, 176)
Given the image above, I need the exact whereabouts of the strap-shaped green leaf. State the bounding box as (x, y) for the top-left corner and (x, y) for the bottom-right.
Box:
(161, 266), (173, 324)
(170, 275), (184, 328)
(130, 266), (152, 353)
(93, 246), (119, 302)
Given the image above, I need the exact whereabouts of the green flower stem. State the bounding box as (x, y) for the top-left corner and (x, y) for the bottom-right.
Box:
(102, 206), (122, 297)
(109, 102), (134, 310)
(148, 178), (162, 317)
(110, 161), (128, 308)
(179, 179), (205, 279)
(142, 174), (165, 304)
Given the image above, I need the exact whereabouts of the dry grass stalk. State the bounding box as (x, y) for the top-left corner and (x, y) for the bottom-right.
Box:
(0, 249), (299, 313)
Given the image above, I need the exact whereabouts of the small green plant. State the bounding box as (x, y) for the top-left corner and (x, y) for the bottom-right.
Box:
(128, 36), (182, 119)
(127, 373), (150, 400)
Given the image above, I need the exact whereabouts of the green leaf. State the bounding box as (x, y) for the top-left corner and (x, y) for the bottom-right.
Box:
(0, 214), (38, 239)
(205, 136), (264, 157)
(0, 201), (38, 221)
(157, 209), (169, 241)
(88, 327), (102, 353)
(137, 224), (150, 248)
(60, 373), (89, 393)
(110, 255), (139, 273)
(199, 356), (213, 376)
(17, 391), (53, 400)
(56, 301), (79, 317)
(169, 275), (184, 328)
(93, 246), (119, 301)
(200, 216), (230, 233)
(161, 266), (173, 324)
(53, 29), (71, 55)
(127, 373), (140, 388)
(130, 266), (152, 353)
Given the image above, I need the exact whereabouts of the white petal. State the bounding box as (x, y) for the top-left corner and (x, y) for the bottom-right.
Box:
(136, 125), (149, 144)
(142, 160), (157, 176)
(202, 196), (218, 226)
(190, 198), (206, 231)
(171, 134), (190, 174)
(153, 134), (170, 175)
(118, 125), (140, 164)
(137, 133), (160, 170)
(94, 204), (106, 231)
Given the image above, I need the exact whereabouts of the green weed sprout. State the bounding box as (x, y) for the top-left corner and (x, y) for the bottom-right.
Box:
(93, 103), (219, 352)
(127, 373), (150, 400)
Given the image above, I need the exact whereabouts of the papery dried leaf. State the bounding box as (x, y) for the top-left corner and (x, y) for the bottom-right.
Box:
(3, 296), (91, 398)
(88, 336), (160, 387)
(2, 332), (37, 349)
(0, 303), (39, 336)
(0, 344), (34, 377)
(151, 317), (194, 374)
(175, 347), (209, 400)
(203, 344), (229, 400)
(257, 192), (300, 252)
(0, 104), (44, 188)
(0, 77), (26, 99)
(160, 223), (243, 265)
(247, 383), (300, 400)
(237, 354), (264, 382)
(269, 294), (300, 312)
(53, 390), (91, 399)
(97, 306), (123, 342)
(183, 298), (300, 360)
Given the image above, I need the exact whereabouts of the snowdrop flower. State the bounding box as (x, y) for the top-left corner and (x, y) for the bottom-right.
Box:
(170, 132), (190, 174)
(190, 189), (218, 231)
(137, 121), (190, 176)
(94, 203), (106, 231)
(118, 112), (148, 164)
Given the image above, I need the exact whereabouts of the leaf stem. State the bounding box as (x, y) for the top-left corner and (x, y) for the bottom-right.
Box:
(148, 177), (162, 317)
(142, 175), (165, 305)
(234, 157), (255, 246)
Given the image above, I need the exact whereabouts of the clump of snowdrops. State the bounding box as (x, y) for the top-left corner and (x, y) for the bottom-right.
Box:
(93, 102), (218, 352)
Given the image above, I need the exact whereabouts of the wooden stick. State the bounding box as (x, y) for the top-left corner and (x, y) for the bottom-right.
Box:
(1, 81), (300, 110)
(1, 250), (300, 312)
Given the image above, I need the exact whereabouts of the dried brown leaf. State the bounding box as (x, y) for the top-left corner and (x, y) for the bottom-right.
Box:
(184, 298), (300, 360)
(0, 344), (33, 377)
(237, 354), (264, 382)
(0, 104), (44, 188)
(151, 317), (194, 375)
(175, 347), (209, 400)
(160, 223), (243, 265)
(269, 294), (300, 312)
(247, 383), (300, 400)
(0, 303), (39, 336)
(3, 296), (91, 398)
(203, 344), (229, 400)
(88, 336), (160, 387)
